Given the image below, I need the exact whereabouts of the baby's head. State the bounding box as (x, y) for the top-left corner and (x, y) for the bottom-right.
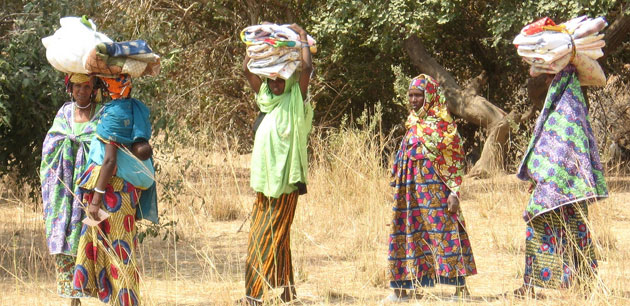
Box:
(132, 141), (152, 161)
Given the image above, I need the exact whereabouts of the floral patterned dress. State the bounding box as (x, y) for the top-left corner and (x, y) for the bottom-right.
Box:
(518, 65), (603, 288)
(388, 126), (477, 289)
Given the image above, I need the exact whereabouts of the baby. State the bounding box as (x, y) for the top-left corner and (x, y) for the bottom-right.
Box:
(131, 140), (152, 161)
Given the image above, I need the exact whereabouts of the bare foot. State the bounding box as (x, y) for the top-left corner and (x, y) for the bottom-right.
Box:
(70, 299), (81, 306)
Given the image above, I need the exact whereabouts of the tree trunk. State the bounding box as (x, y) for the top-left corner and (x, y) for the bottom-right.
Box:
(245, 0), (260, 24)
(404, 35), (509, 178)
(602, 13), (630, 61)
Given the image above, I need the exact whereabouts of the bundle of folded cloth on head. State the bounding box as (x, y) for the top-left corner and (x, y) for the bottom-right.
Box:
(42, 16), (160, 77)
(513, 16), (607, 86)
(240, 24), (317, 80)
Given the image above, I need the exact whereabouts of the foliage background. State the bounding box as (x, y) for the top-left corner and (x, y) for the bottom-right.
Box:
(0, 0), (628, 185)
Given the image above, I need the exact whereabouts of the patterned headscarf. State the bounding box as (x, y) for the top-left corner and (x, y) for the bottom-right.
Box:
(408, 75), (428, 92)
(405, 74), (465, 196)
(100, 74), (132, 99)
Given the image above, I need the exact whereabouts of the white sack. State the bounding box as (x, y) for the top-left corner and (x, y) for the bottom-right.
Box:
(42, 17), (112, 74)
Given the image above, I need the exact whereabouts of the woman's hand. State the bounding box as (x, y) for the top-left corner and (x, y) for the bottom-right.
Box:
(243, 53), (262, 93)
(89, 193), (102, 221)
(287, 23), (312, 98)
(447, 194), (460, 214)
(288, 23), (307, 38)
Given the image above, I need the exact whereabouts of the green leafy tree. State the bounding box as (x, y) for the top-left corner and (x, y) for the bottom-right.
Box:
(1, 0), (628, 185)
(307, 0), (627, 175)
(1, 2), (66, 187)
(0, 0), (102, 187)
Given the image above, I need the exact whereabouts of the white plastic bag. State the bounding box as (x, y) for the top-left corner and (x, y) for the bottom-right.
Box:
(42, 16), (112, 74)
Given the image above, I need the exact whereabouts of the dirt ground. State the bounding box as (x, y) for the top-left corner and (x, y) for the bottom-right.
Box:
(1, 167), (630, 305)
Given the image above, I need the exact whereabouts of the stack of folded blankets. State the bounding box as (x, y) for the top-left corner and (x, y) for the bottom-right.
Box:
(42, 16), (160, 77)
(240, 24), (317, 80)
(513, 16), (607, 86)
(84, 40), (160, 77)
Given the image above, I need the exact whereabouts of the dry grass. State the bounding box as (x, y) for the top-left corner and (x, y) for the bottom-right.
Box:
(2, 120), (630, 305)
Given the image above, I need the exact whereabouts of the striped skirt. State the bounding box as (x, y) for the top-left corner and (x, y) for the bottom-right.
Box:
(245, 191), (299, 302)
(524, 202), (597, 288)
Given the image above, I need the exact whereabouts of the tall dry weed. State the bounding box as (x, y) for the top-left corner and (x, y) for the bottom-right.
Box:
(2, 100), (630, 304)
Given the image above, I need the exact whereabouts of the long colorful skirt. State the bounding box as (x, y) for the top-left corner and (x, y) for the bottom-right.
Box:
(523, 202), (597, 288)
(389, 158), (477, 289)
(72, 165), (141, 305)
(245, 191), (299, 302)
(55, 254), (87, 298)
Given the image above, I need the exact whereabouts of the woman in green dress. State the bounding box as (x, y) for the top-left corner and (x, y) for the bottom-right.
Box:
(241, 23), (313, 305)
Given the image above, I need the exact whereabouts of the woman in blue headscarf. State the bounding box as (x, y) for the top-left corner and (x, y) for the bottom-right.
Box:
(240, 23), (313, 305)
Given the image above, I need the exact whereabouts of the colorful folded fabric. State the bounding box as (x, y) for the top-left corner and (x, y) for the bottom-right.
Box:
(572, 17), (607, 39)
(520, 17), (556, 35)
(241, 24), (316, 80)
(247, 44), (288, 59)
(103, 40), (153, 57)
(248, 51), (300, 68)
(514, 15), (607, 87)
(84, 41), (161, 77)
(240, 24), (317, 54)
(43, 17), (161, 79)
(573, 33), (605, 45)
(249, 60), (300, 80)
